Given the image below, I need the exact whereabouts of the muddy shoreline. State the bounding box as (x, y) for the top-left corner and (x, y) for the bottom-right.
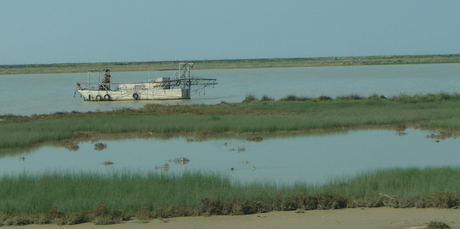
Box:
(20, 208), (460, 229)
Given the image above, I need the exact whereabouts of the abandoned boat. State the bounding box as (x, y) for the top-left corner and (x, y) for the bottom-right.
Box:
(75, 63), (217, 101)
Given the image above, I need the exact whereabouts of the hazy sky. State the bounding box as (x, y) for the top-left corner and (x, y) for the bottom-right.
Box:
(0, 0), (459, 65)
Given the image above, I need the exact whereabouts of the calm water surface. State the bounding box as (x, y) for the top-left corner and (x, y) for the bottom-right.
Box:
(1, 129), (458, 184)
(1, 64), (459, 184)
(1, 64), (459, 116)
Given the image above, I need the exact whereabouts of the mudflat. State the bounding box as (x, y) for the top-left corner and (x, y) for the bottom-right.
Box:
(22, 208), (459, 229)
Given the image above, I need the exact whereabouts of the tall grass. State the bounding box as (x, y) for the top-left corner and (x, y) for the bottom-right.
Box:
(321, 167), (460, 197)
(425, 117), (460, 129)
(0, 167), (458, 216)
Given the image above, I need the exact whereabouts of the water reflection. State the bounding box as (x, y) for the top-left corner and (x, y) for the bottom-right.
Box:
(94, 142), (107, 151)
(154, 163), (171, 172)
(1, 129), (353, 158)
(0, 128), (459, 185)
(168, 157), (191, 165)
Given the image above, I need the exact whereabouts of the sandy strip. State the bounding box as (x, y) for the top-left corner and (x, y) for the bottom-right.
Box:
(22, 208), (459, 229)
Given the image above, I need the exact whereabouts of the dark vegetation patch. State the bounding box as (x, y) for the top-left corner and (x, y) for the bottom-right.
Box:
(246, 136), (263, 142)
(261, 95), (274, 101)
(278, 94), (313, 101)
(243, 94), (258, 103)
(316, 95), (333, 101)
(336, 94), (365, 100)
(94, 142), (107, 151)
(0, 203), (128, 226)
(428, 221), (451, 229)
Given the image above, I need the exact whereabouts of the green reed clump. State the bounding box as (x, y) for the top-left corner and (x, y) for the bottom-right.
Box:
(336, 94), (365, 100)
(368, 94), (380, 99)
(367, 94), (387, 100)
(279, 95), (312, 101)
(279, 94), (298, 101)
(261, 95), (274, 101)
(317, 95), (333, 101)
(243, 94), (258, 103)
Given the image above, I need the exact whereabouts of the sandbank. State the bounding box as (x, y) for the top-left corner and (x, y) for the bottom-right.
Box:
(22, 208), (459, 229)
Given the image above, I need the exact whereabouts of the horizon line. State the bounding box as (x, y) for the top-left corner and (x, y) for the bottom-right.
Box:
(1, 53), (459, 67)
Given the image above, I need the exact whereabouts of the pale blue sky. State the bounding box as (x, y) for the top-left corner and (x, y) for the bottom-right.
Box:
(0, 0), (459, 65)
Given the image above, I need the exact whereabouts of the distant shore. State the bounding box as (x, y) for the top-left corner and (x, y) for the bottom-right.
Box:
(0, 54), (459, 75)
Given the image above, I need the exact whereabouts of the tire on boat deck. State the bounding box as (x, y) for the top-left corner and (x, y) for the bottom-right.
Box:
(95, 95), (102, 101)
(104, 94), (111, 101)
(133, 93), (139, 100)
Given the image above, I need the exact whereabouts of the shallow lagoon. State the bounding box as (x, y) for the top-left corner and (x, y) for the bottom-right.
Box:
(1, 128), (458, 185)
(1, 64), (460, 185)
(0, 64), (459, 116)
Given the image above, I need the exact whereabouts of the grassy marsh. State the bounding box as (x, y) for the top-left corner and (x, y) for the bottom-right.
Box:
(0, 54), (458, 75)
(2, 93), (460, 150)
(1, 94), (460, 225)
(0, 167), (458, 225)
